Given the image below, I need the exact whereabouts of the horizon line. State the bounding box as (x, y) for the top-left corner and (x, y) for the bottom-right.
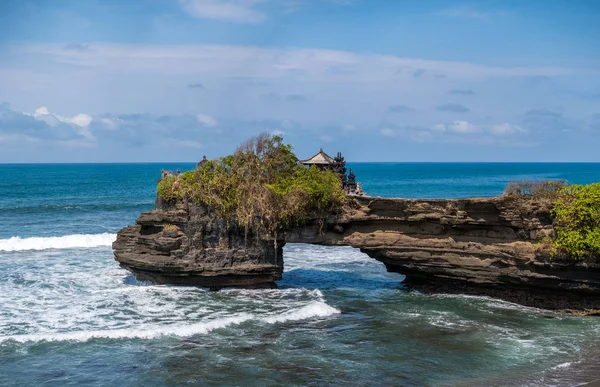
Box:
(2, 161), (600, 165)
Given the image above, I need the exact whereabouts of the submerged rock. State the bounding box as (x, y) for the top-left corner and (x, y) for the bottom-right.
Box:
(113, 195), (600, 313)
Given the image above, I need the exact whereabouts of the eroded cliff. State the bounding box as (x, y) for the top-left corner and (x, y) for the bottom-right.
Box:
(113, 195), (600, 313)
(114, 199), (283, 288)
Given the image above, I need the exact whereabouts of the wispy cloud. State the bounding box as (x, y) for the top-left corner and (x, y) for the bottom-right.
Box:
(449, 89), (475, 95)
(196, 113), (218, 127)
(64, 43), (90, 52)
(177, 0), (349, 23)
(436, 103), (470, 113)
(523, 108), (577, 133)
(188, 83), (205, 89)
(265, 93), (309, 102)
(387, 105), (414, 113)
(439, 7), (489, 21)
(178, 0), (267, 23)
(432, 121), (524, 135)
(15, 43), (576, 81)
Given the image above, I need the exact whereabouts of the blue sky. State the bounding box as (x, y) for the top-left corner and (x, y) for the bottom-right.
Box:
(0, 0), (599, 162)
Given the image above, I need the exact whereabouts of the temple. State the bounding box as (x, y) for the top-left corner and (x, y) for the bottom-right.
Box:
(162, 150), (363, 195)
(301, 148), (363, 195)
(299, 148), (335, 169)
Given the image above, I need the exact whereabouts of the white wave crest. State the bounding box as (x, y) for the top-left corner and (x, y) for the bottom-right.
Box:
(0, 233), (116, 251)
(551, 362), (573, 370)
(0, 301), (340, 344)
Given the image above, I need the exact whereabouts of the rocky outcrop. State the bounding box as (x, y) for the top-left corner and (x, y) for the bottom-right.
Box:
(113, 196), (600, 313)
(288, 197), (600, 313)
(113, 199), (283, 288)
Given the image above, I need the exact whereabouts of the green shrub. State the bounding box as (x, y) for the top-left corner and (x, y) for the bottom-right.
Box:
(551, 182), (600, 261)
(157, 133), (345, 240)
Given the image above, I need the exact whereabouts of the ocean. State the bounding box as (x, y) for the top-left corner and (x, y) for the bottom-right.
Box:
(1, 162), (600, 386)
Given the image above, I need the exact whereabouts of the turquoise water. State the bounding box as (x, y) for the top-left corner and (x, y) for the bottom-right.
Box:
(1, 163), (600, 386)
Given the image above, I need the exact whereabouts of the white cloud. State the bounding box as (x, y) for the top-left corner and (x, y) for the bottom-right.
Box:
(33, 106), (92, 127)
(14, 43), (575, 83)
(433, 120), (480, 134)
(35, 106), (50, 116)
(0, 104), (96, 145)
(1, 43), (593, 161)
(433, 121), (524, 136)
(196, 113), (218, 127)
(69, 113), (93, 127)
(4, 43), (580, 128)
(98, 117), (119, 130)
(178, 0), (267, 23)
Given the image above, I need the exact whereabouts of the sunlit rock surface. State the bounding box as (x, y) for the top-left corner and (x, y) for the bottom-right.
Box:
(114, 196), (600, 313)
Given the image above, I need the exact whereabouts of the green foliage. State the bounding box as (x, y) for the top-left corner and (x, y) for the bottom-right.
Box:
(551, 182), (600, 261)
(503, 180), (567, 201)
(267, 165), (346, 225)
(157, 133), (345, 238)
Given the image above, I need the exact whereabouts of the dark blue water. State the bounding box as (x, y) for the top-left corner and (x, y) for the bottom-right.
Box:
(350, 162), (600, 199)
(1, 163), (600, 386)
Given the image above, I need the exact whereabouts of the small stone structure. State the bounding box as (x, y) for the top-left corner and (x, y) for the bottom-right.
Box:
(160, 169), (175, 180)
(197, 155), (208, 170)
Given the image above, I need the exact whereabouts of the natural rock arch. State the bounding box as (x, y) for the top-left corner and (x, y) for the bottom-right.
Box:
(114, 196), (600, 313)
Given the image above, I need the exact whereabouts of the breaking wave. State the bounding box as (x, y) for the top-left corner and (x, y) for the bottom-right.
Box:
(0, 233), (116, 251)
(0, 301), (340, 343)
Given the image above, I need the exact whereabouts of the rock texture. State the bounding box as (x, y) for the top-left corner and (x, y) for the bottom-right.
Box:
(113, 199), (283, 288)
(288, 196), (600, 313)
(113, 196), (600, 313)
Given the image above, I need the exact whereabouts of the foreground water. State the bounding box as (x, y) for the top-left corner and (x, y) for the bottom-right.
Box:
(1, 163), (600, 386)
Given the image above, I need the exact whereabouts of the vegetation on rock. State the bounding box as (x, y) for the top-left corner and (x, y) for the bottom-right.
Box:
(551, 182), (600, 262)
(505, 180), (600, 263)
(503, 180), (567, 201)
(157, 133), (345, 240)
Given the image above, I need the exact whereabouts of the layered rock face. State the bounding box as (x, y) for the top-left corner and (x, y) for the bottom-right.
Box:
(113, 199), (283, 288)
(288, 197), (600, 312)
(113, 196), (600, 312)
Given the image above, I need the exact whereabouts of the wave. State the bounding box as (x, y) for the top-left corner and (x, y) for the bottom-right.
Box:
(0, 202), (153, 215)
(0, 301), (340, 344)
(551, 362), (574, 370)
(0, 233), (116, 251)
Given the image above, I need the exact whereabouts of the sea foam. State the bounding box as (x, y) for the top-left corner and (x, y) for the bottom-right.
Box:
(0, 233), (116, 251)
(0, 301), (340, 344)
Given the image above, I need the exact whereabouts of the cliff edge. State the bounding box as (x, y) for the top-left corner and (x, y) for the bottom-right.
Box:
(113, 195), (600, 314)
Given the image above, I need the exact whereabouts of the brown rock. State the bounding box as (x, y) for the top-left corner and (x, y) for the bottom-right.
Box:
(113, 195), (600, 313)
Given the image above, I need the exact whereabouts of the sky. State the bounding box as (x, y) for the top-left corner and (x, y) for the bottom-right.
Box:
(0, 0), (599, 163)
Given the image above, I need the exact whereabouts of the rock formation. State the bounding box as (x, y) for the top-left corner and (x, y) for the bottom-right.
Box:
(113, 198), (283, 288)
(113, 195), (600, 313)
